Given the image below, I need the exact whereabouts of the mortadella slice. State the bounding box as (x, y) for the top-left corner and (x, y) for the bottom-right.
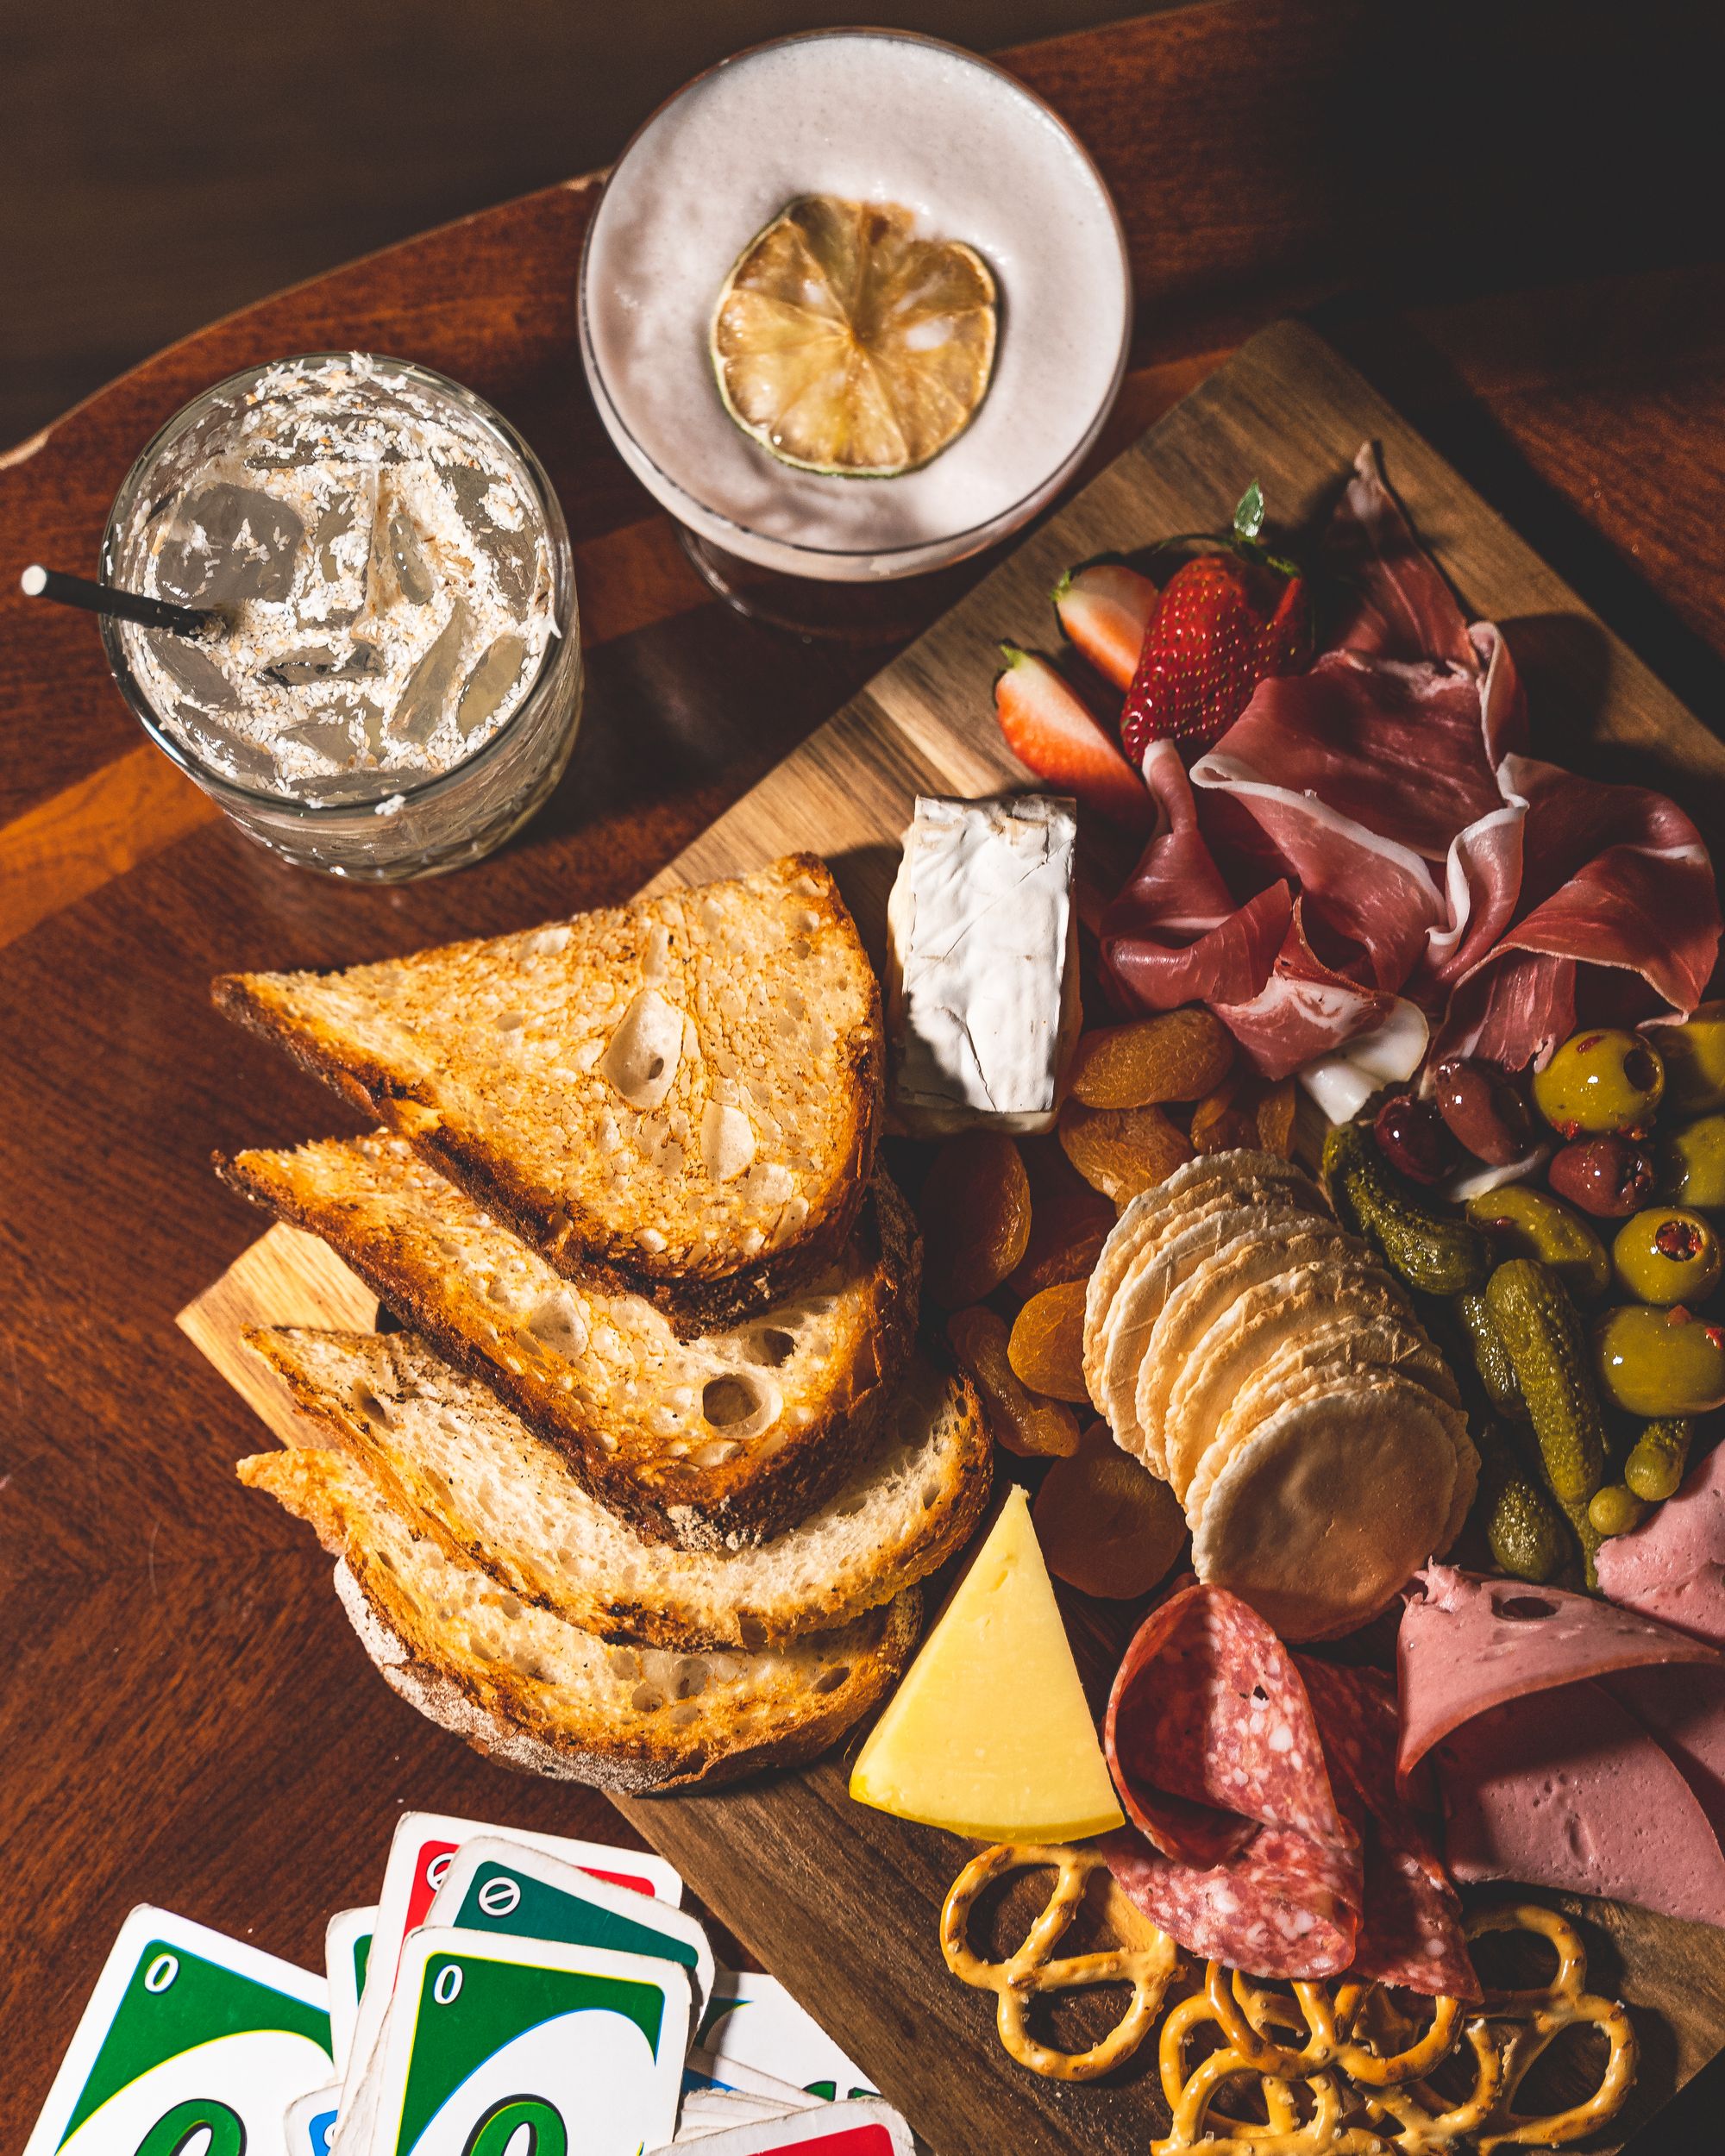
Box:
(1396, 1564), (1723, 1785)
(1297, 1657), (1479, 2002)
(1439, 1681), (1725, 1930)
(1596, 1440), (1725, 1646)
(1107, 1581), (1350, 1866)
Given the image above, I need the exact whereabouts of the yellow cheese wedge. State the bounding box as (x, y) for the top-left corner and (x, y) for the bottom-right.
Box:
(849, 1483), (1125, 1840)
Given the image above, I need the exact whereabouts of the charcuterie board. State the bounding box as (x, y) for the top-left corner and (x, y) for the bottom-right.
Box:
(179, 318), (1725, 2154)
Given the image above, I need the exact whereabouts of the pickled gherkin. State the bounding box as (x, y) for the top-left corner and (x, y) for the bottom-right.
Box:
(1457, 1292), (1527, 1418)
(1322, 1119), (1490, 1295)
(1589, 1483), (1650, 1539)
(1625, 1416), (1694, 1502)
(1474, 1424), (1571, 1583)
(1486, 1257), (1609, 1584)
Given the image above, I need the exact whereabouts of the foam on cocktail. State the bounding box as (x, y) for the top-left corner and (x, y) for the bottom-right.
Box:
(581, 33), (1131, 580)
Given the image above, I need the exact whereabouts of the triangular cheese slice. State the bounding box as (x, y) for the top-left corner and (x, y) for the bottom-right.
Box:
(850, 1484), (1125, 1840)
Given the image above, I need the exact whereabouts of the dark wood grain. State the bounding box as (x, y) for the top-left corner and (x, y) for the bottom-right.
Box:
(8, 3), (1725, 2150)
(177, 322), (1725, 2156)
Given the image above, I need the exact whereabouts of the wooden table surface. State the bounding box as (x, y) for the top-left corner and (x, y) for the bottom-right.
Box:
(3, 3), (1724, 2147)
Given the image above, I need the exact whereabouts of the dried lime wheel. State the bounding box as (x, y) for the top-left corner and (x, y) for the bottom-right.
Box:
(711, 195), (998, 477)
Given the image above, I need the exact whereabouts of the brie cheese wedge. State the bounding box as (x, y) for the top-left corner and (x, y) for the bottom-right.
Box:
(885, 793), (1079, 1137)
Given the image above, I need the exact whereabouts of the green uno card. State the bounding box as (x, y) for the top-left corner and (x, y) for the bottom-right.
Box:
(368, 1927), (689, 2156)
(323, 1903), (375, 2076)
(22, 1906), (332, 2156)
(425, 1835), (715, 2022)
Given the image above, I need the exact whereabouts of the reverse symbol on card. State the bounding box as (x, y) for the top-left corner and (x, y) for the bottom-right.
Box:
(461, 2096), (568, 2156)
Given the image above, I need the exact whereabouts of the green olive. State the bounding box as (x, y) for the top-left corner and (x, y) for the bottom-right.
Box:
(1466, 1185), (1611, 1301)
(1612, 1206), (1723, 1306)
(1661, 1114), (1725, 1210)
(1646, 1004), (1725, 1116)
(1595, 1303), (1725, 1418)
(1533, 1029), (1665, 1137)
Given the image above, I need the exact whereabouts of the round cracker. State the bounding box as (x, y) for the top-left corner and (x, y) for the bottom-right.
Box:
(1082, 1151), (1319, 1397)
(1135, 1225), (1363, 1482)
(1095, 1184), (1324, 1445)
(1186, 1313), (1465, 1528)
(1164, 1260), (1425, 1503)
(1192, 1373), (1461, 1641)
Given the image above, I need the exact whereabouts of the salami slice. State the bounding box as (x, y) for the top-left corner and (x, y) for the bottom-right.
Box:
(1106, 1582), (1350, 1868)
(1296, 1657), (1479, 2002)
(1099, 1823), (1361, 1979)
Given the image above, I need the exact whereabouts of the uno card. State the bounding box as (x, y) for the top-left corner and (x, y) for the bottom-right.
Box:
(323, 1904), (375, 2077)
(674, 2086), (800, 2143)
(348, 1811), (681, 2116)
(659, 2098), (915, 2155)
(366, 1927), (690, 2156)
(426, 1835), (716, 2022)
(22, 1905), (332, 2156)
(285, 2082), (341, 2156)
(700, 1971), (875, 2102)
(686, 2046), (819, 2109)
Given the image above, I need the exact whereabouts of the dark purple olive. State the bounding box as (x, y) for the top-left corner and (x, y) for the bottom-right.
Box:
(1431, 1056), (1534, 1166)
(1374, 1093), (1459, 1185)
(1549, 1135), (1658, 1219)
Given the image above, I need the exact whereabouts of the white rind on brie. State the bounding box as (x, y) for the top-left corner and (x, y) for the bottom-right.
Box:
(885, 793), (1079, 1137)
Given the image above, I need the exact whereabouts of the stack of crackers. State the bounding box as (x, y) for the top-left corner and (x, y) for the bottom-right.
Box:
(1082, 1151), (1477, 1639)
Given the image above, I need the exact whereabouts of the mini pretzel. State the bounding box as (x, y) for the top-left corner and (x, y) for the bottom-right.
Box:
(940, 1842), (1179, 2079)
(1467, 1906), (1638, 2151)
(1204, 1964), (1465, 2090)
(1154, 1985), (1389, 2155)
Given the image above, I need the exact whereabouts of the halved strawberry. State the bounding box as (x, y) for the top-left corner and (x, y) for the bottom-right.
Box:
(1052, 561), (1157, 690)
(993, 646), (1152, 830)
(1120, 483), (1310, 761)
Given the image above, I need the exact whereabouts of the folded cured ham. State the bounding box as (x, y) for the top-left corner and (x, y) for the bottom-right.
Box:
(1102, 1581), (1475, 1992)
(1102, 447), (1720, 1079)
(1398, 1565), (1725, 1928)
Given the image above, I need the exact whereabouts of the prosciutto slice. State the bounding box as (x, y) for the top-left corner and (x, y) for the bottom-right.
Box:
(1102, 444), (1720, 1075)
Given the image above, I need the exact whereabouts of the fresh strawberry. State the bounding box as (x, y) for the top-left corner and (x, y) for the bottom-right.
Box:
(1052, 561), (1158, 690)
(994, 646), (1152, 830)
(1120, 482), (1309, 763)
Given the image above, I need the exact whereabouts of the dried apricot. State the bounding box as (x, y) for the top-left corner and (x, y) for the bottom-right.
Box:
(1035, 1420), (1188, 1597)
(1007, 1280), (1090, 1401)
(1006, 1180), (1114, 1298)
(1256, 1076), (1297, 1156)
(1057, 1100), (1192, 1206)
(918, 1131), (1032, 1307)
(1068, 1008), (1234, 1108)
(1190, 1073), (1257, 1155)
(948, 1306), (1082, 1457)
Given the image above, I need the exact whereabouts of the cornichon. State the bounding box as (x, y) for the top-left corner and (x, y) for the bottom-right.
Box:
(1322, 1119), (1490, 1295)
(1457, 1292), (1527, 1418)
(1478, 1442), (1571, 1583)
(1485, 1257), (1609, 1587)
(1626, 1417), (1693, 1502)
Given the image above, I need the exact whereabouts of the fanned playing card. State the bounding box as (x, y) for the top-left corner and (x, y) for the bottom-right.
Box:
(426, 1833), (716, 2021)
(365, 1927), (690, 2156)
(22, 1906), (331, 2156)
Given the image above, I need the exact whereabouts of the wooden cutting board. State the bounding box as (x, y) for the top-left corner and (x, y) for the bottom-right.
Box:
(178, 319), (1725, 2154)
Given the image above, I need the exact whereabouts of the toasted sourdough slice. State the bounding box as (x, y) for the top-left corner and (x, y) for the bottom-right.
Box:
(241, 1444), (921, 1793)
(212, 855), (883, 1332)
(247, 1326), (989, 1648)
(217, 1133), (917, 1549)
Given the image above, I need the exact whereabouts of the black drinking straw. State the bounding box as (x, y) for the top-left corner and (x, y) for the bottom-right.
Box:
(19, 565), (221, 639)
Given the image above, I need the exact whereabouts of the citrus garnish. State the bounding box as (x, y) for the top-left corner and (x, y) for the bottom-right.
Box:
(711, 195), (998, 478)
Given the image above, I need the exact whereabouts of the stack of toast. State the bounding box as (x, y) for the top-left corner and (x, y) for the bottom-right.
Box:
(214, 855), (989, 1790)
